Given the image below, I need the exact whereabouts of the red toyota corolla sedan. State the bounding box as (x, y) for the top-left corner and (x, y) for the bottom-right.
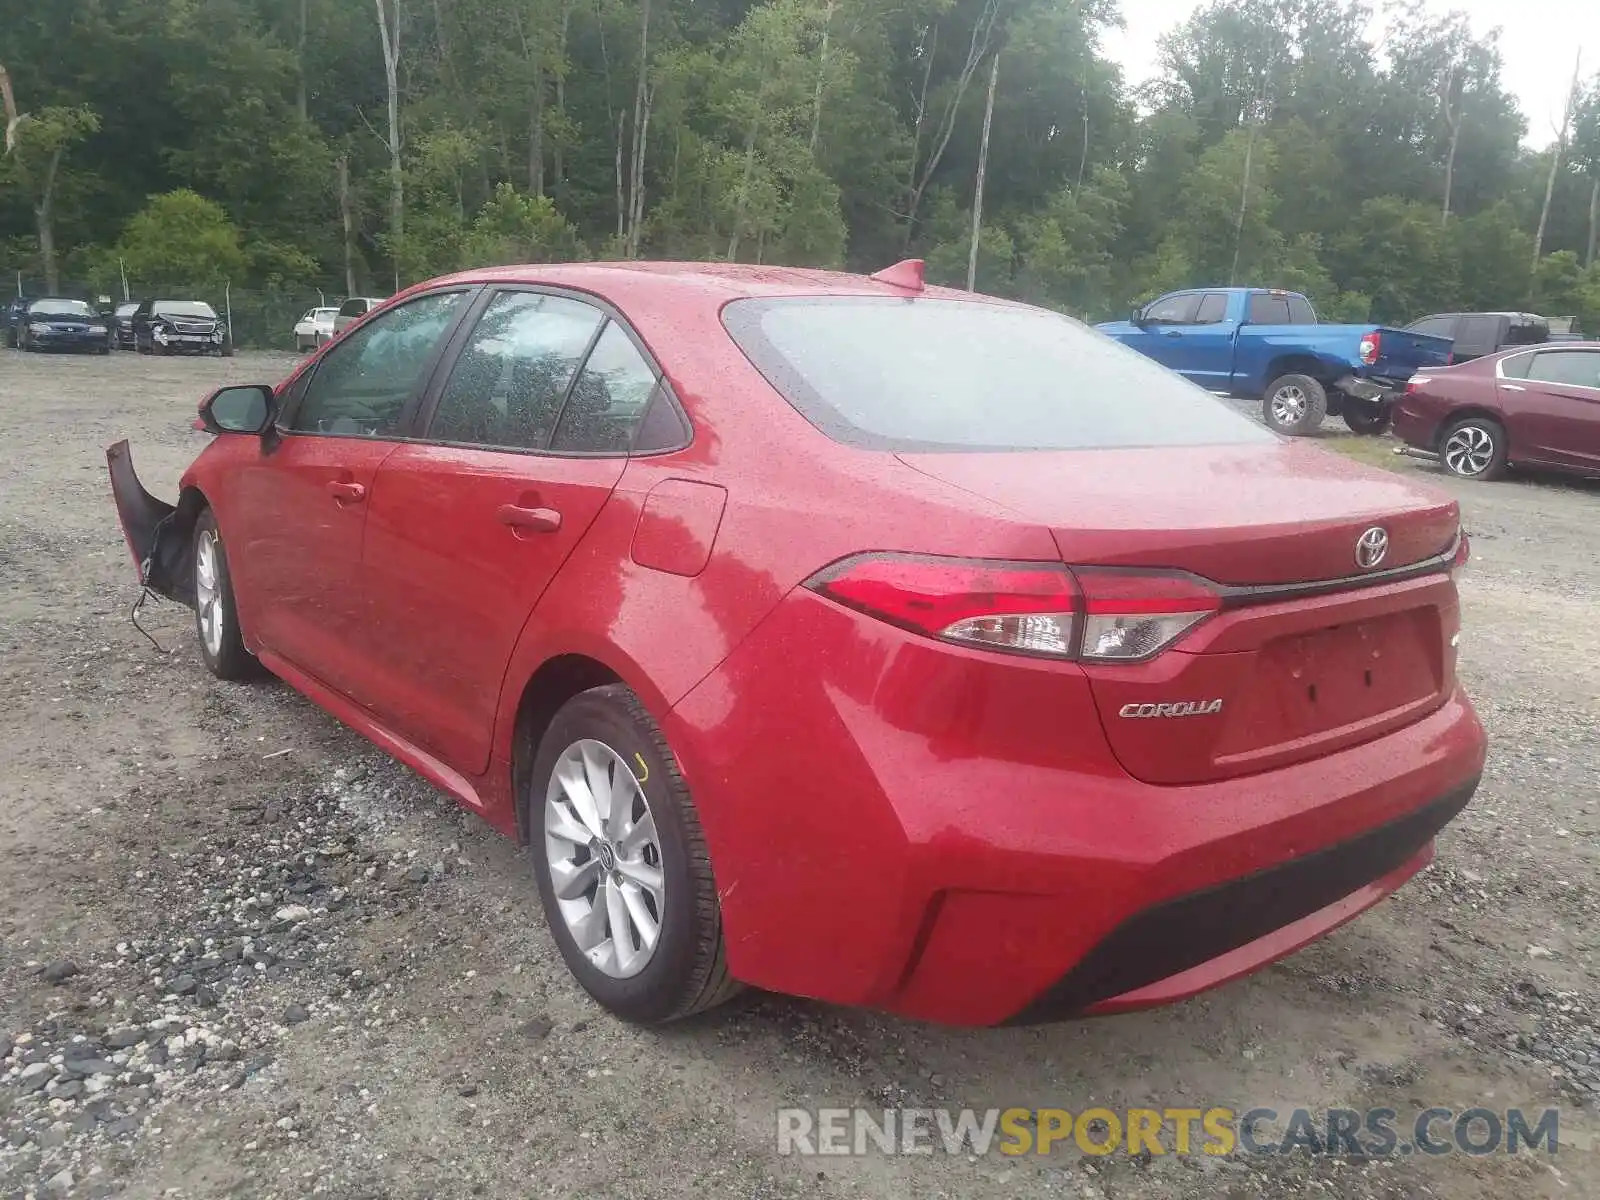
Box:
(108, 260), (1486, 1027)
(1392, 341), (1600, 481)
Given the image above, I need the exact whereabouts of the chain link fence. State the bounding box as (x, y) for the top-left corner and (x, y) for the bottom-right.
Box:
(6, 274), (348, 351)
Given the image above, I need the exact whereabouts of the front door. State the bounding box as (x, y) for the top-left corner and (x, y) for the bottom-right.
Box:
(1159, 292), (1236, 389)
(359, 290), (664, 774)
(231, 288), (475, 700)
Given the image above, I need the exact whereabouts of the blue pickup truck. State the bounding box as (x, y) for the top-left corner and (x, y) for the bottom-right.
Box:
(1096, 288), (1454, 436)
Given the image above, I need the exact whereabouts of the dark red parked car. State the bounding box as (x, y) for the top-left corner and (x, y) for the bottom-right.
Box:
(1394, 343), (1600, 481)
(107, 260), (1486, 1027)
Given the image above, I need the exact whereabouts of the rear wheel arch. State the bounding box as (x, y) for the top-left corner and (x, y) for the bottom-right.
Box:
(1262, 354), (1332, 392)
(510, 654), (626, 846)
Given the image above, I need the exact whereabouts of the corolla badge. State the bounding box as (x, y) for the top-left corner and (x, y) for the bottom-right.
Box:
(1118, 700), (1224, 719)
(1355, 526), (1389, 570)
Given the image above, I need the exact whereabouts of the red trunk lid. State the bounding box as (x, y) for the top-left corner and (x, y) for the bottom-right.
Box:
(897, 443), (1463, 784)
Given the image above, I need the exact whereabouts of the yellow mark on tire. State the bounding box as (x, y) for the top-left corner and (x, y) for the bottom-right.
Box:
(634, 753), (650, 783)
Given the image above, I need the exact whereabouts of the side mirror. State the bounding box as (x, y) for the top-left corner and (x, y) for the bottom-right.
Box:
(199, 384), (274, 435)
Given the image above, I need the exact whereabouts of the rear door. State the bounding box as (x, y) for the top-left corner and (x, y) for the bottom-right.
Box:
(229, 288), (475, 700)
(357, 288), (667, 774)
(1500, 348), (1600, 471)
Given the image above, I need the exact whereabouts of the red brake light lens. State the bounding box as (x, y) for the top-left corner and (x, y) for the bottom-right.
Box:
(1358, 331), (1381, 365)
(806, 554), (1079, 657)
(804, 555), (1220, 661)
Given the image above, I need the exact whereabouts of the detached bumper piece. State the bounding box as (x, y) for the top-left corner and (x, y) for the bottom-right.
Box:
(1007, 778), (1478, 1023)
(106, 440), (199, 607)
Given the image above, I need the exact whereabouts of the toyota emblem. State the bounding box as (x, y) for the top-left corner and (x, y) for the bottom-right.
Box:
(1355, 526), (1389, 569)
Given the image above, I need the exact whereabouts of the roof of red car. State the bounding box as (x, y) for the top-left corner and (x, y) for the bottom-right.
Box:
(418, 260), (983, 304)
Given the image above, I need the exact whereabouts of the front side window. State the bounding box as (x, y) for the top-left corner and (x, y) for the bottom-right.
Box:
(1526, 350), (1600, 389)
(552, 322), (660, 453)
(723, 296), (1273, 452)
(428, 291), (604, 450)
(291, 290), (469, 436)
(1194, 293), (1228, 324)
(1144, 294), (1199, 325)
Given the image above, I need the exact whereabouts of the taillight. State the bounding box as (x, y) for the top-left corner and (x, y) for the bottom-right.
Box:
(805, 554), (1079, 657)
(803, 554), (1219, 662)
(1358, 331), (1381, 365)
(1074, 568), (1222, 662)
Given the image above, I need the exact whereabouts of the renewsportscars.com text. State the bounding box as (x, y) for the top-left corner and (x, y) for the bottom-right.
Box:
(776, 1106), (1561, 1158)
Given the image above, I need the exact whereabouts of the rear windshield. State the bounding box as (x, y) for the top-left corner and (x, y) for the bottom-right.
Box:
(154, 301), (217, 318)
(339, 299), (371, 316)
(721, 297), (1273, 452)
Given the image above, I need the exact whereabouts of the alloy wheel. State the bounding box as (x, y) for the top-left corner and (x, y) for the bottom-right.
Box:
(195, 529), (226, 658)
(1270, 385), (1308, 426)
(1443, 425), (1495, 477)
(543, 739), (665, 979)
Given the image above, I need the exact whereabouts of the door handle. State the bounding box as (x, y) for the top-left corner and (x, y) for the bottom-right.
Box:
(496, 503), (562, 533)
(326, 480), (366, 502)
(1163, 330), (1183, 337)
(1501, 384), (1526, 392)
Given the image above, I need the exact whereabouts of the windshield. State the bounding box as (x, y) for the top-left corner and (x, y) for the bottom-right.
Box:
(29, 299), (96, 319)
(722, 297), (1274, 452)
(154, 301), (218, 318)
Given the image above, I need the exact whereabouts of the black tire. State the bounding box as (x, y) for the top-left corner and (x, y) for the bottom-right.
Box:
(528, 684), (740, 1024)
(1262, 373), (1328, 436)
(192, 509), (257, 680)
(1341, 404), (1389, 435)
(1439, 415), (1508, 482)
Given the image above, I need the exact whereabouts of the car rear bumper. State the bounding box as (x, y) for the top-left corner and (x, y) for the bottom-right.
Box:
(1391, 399), (1445, 452)
(669, 591), (1486, 1026)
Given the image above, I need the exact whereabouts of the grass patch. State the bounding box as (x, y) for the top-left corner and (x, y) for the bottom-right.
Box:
(1317, 434), (1420, 472)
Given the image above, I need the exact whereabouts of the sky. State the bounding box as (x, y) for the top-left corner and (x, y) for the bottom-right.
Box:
(1101, 0), (1595, 149)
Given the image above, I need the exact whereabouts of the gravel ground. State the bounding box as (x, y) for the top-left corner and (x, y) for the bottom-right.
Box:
(0, 350), (1595, 1199)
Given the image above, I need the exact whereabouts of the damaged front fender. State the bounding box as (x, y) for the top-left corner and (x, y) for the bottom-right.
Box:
(106, 440), (202, 608)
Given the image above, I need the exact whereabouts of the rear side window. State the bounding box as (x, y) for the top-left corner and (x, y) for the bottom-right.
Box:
(1407, 317), (1455, 339)
(722, 297), (1273, 452)
(1455, 315), (1499, 357)
(1526, 350), (1600, 388)
(1193, 293), (1228, 323)
(1246, 294), (1291, 324)
(551, 322), (660, 453)
(1286, 295), (1316, 324)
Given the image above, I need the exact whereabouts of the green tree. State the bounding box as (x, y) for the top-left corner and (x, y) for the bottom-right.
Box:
(2, 103), (99, 292)
(113, 190), (248, 290)
(462, 182), (585, 264)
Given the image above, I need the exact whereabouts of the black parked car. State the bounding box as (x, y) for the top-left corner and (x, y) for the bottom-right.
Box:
(16, 298), (112, 354)
(3, 295), (34, 348)
(109, 300), (142, 350)
(133, 299), (232, 356)
(1403, 311), (1551, 363)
